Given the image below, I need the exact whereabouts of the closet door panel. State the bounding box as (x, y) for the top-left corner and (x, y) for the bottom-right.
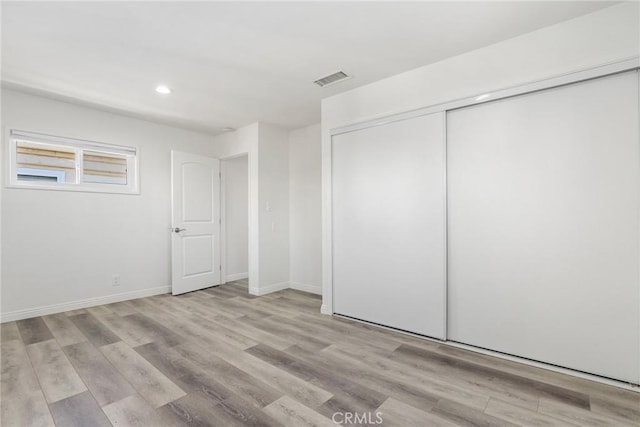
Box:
(333, 112), (446, 339)
(447, 71), (640, 383)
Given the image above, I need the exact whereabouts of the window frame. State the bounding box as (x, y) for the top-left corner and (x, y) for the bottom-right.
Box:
(7, 129), (140, 195)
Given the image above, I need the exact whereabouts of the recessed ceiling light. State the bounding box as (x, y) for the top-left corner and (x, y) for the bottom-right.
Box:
(222, 127), (235, 132)
(155, 85), (172, 94)
(475, 93), (491, 101)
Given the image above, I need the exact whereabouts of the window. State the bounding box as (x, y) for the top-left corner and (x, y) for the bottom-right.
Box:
(8, 130), (139, 194)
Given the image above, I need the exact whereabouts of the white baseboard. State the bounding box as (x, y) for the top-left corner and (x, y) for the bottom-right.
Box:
(0, 286), (171, 323)
(249, 281), (290, 296)
(321, 304), (333, 315)
(289, 282), (322, 295)
(225, 272), (249, 282)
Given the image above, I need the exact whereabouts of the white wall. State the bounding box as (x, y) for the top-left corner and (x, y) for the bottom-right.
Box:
(223, 155), (248, 281)
(320, 2), (640, 314)
(256, 123), (289, 294)
(288, 124), (321, 294)
(1, 89), (215, 320)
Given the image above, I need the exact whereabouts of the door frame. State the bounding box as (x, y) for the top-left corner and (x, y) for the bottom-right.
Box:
(219, 153), (250, 286)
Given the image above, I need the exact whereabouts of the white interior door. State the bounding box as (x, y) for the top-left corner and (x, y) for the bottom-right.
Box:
(332, 112), (446, 339)
(171, 150), (221, 295)
(447, 71), (640, 383)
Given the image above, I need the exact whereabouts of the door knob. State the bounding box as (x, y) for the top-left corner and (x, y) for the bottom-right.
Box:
(173, 227), (187, 233)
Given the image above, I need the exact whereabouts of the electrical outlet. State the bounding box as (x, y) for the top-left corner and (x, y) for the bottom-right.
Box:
(112, 274), (121, 287)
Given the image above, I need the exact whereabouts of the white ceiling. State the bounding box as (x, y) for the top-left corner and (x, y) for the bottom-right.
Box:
(1, 1), (617, 135)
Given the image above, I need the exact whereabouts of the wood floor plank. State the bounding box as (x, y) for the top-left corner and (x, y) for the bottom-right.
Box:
(207, 337), (333, 408)
(138, 304), (256, 356)
(26, 339), (87, 403)
(64, 309), (87, 316)
(17, 317), (54, 345)
(105, 300), (140, 317)
(436, 344), (640, 409)
(202, 285), (246, 299)
(321, 343), (489, 411)
(317, 391), (388, 425)
(174, 341), (284, 408)
(158, 392), (280, 427)
(135, 341), (235, 405)
(207, 313), (295, 351)
(432, 398), (519, 427)
(263, 395), (336, 427)
(1, 337), (41, 395)
(538, 397), (639, 427)
(68, 312), (121, 347)
(87, 305), (114, 317)
(246, 343), (388, 415)
(376, 397), (458, 427)
(183, 311), (258, 349)
(101, 341), (186, 408)
(102, 394), (172, 427)
(230, 295), (304, 319)
(394, 344), (591, 411)
(1, 389), (55, 427)
(121, 313), (184, 347)
(239, 315), (331, 351)
(288, 313), (400, 353)
(288, 344), (442, 414)
(485, 398), (579, 426)
(589, 395), (640, 425)
(199, 297), (273, 320)
(41, 313), (87, 347)
(63, 341), (136, 406)
(87, 309), (155, 347)
(1, 321), (21, 343)
(183, 294), (250, 319)
(49, 391), (112, 427)
(130, 295), (193, 317)
(389, 344), (542, 410)
(1, 339), (54, 427)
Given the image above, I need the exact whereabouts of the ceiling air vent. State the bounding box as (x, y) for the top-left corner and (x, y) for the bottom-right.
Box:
(314, 71), (351, 88)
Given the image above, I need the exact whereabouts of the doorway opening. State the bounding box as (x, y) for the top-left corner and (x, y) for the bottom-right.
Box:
(221, 154), (249, 291)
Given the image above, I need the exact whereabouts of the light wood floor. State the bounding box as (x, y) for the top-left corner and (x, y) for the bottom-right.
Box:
(1, 280), (638, 426)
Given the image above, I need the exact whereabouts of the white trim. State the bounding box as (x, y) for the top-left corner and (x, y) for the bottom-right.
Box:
(220, 159), (227, 285)
(226, 272), (249, 282)
(330, 57), (639, 137)
(321, 125), (334, 314)
(637, 69), (640, 385)
(289, 281), (322, 295)
(249, 281), (289, 296)
(441, 111), (448, 341)
(320, 304), (332, 315)
(7, 130), (140, 195)
(11, 129), (136, 155)
(0, 286), (170, 323)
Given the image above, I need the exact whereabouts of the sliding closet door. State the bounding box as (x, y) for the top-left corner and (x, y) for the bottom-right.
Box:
(447, 71), (640, 383)
(333, 112), (446, 339)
